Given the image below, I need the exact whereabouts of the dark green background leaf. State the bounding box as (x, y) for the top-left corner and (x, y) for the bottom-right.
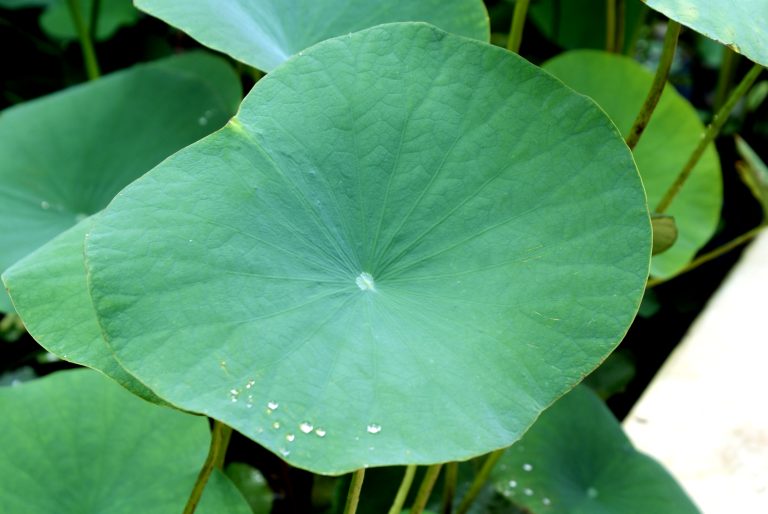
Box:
(0, 369), (252, 514)
(0, 52), (241, 312)
(492, 385), (700, 514)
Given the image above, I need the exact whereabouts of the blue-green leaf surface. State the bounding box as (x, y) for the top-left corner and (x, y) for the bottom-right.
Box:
(0, 369), (252, 514)
(492, 386), (700, 514)
(0, 52), (241, 312)
(86, 23), (651, 474)
(134, 0), (489, 71)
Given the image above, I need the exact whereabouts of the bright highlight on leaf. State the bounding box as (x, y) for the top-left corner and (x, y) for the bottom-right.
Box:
(85, 23), (650, 474)
(134, 0), (490, 71)
(0, 369), (252, 514)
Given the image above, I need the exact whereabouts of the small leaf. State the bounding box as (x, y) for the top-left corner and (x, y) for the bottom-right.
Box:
(651, 214), (678, 255)
(0, 369), (252, 514)
(492, 385), (700, 514)
(134, 0), (490, 71)
(734, 135), (768, 217)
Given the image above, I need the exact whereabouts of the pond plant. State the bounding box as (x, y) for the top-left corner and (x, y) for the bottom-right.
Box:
(1, 1), (766, 513)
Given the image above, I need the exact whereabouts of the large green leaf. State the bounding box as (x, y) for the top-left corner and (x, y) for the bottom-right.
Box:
(2, 215), (163, 403)
(86, 23), (650, 474)
(492, 386), (700, 513)
(0, 369), (252, 514)
(643, 0), (768, 66)
(134, 0), (490, 72)
(0, 52), (241, 312)
(40, 0), (138, 41)
(543, 50), (722, 278)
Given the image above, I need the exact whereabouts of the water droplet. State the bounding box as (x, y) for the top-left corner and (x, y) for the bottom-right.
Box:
(246, 395), (254, 408)
(367, 423), (382, 434)
(543, 497), (552, 506)
(286, 434), (295, 442)
(267, 401), (279, 410)
(587, 487), (598, 499)
(229, 389), (240, 402)
(356, 272), (376, 291)
(314, 428), (327, 437)
(522, 463), (533, 472)
(280, 448), (290, 457)
(300, 422), (314, 434)
(508, 480), (517, 488)
(524, 488), (534, 496)
(40, 201), (50, 210)
(246, 379), (255, 389)
(272, 421), (280, 429)
(198, 116), (208, 126)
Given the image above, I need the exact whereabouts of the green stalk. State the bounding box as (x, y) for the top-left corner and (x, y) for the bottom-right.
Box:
(606, 0), (617, 52)
(65, 0), (100, 80)
(88, 0), (101, 41)
(625, 20), (681, 150)
(615, 0), (626, 53)
(713, 47), (740, 111)
(182, 420), (233, 514)
(410, 464), (443, 514)
(507, 0), (530, 53)
(388, 465), (417, 514)
(656, 63), (763, 213)
(342, 469), (366, 514)
(647, 225), (765, 287)
(455, 449), (505, 514)
(441, 462), (459, 514)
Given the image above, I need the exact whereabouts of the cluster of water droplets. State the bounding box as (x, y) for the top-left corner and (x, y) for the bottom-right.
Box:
(225, 376), (384, 459)
(197, 108), (215, 126)
(498, 461), (553, 508)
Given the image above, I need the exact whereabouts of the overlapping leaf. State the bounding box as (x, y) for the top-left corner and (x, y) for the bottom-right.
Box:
(644, 0), (768, 66)
(544, 50), (722, 278)
(134, 0), (490, 71)
(0, 52), (241, 312)
(86, 23), (650, 473)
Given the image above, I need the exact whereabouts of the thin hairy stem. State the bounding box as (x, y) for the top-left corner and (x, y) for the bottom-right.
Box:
(388, 465), (417, 514)
(410, 464), (443, 514)
(507, 0), (530, 53)
(65, 0), (100, 79)
(342, 469), (366, 514)
(182, 420), (232, 514)
(456, 449), (505, 514)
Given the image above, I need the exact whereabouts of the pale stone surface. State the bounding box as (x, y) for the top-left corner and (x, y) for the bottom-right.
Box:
(624, 231), (768, 513)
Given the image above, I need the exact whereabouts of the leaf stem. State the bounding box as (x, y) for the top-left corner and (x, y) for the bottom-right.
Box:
(655, 63), (763, 213)
(606, 0), (617, 52)
(507, 0), (530, 53)
(182, 419), (233, 514)
(410, 464), (443, 514)
(65, 0), (100, 80)
(625, 20), (681, 150)
(714, 46), (739, 110)
(441, 462), (459, 514)
(615, 0), (626, 53)
(342, 469), (366, 514)
(88, 0), (101, 41)
(388, 465), (417, 514)
(647, 225), (765, 287)
(455, 449), (505, 514)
